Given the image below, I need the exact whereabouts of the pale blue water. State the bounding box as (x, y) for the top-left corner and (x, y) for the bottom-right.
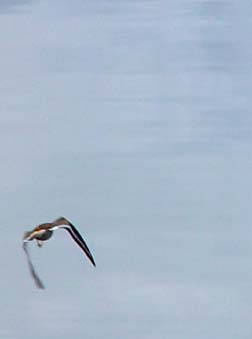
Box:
(0, 1), (252, 338)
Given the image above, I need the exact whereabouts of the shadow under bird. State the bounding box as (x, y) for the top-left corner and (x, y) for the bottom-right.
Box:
(23, 216), (96, 289)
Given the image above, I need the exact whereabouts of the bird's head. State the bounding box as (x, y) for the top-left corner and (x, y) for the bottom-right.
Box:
(23, 230), (33, 241)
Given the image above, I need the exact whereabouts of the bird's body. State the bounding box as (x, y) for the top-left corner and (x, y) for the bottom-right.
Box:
(24, 225), (53, 242)
(23, 217), (96, 289)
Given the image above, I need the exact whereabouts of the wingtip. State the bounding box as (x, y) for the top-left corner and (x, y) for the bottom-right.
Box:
(89, 256), (96, 267)
(35, 280), (45, 290)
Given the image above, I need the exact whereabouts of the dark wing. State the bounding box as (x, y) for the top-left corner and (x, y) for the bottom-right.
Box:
(23, 242), (45, 289)
(52, 223), (96, 267)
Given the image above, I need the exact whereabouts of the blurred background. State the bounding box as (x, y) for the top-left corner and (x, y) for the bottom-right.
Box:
(0, 0), (252, 338)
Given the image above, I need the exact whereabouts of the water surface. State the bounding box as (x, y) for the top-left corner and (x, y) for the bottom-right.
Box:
(0, 1), (252, 338)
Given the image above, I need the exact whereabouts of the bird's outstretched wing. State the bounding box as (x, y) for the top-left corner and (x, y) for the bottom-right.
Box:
(23, 242), (45, 289)
(51, 219), (96, 267)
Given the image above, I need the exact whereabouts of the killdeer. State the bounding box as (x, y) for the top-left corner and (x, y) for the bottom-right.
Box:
(23, 217), (96, 289)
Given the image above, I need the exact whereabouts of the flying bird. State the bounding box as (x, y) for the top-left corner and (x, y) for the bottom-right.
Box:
(23, 217), (96, 289)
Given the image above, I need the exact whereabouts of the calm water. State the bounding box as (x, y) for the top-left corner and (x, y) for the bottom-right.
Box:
(1, 1), (252, 338)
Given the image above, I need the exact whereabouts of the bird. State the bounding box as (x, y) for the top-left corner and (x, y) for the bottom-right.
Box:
(23, 216), (96, 289)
